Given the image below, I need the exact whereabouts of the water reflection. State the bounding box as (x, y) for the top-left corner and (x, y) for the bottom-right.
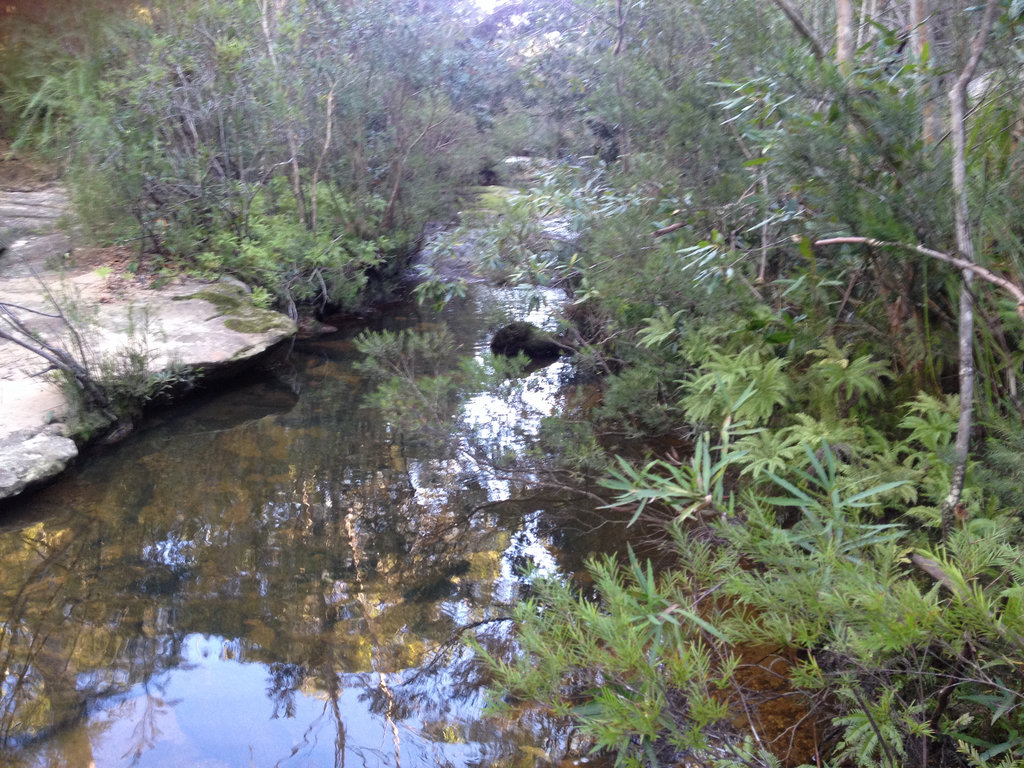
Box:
(0, 286), (606, 768)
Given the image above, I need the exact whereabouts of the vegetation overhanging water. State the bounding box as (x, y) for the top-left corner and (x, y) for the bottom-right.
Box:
(6, 0), (1024, 765)
(0, 285), (606, 768)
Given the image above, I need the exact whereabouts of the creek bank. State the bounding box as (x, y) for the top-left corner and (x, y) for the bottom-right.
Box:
(0, 184), (296, 502)
(0, 165), (571, 502)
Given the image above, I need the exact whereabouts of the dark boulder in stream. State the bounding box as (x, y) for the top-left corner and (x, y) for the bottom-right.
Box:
(490, 321), (568, 360)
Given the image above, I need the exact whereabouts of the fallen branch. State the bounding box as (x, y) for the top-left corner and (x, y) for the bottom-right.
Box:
(812, 236), (1024, 320)
(0, 307), (114, 418)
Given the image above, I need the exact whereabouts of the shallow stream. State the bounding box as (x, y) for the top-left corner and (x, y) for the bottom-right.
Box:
(0, 285), (609, 768)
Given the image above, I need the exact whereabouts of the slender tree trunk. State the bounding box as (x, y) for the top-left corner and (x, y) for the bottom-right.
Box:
(381, 85), (410, 232)
(381, 94), (443, 232)
(613, 0), (625, 55)
(910, 0), (941, 144)
(310, 84), (336, 234)
(836, 0), (856, 73)
(940, 0), (1000, 541)
(856, 0), (880, 49)
(610, 0), (630, 172)
(257, 0), (306, 227)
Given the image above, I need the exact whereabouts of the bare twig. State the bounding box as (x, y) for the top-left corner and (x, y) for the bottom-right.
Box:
(652, 221), (687, 238)
(399, 617), (514, 685)
(832, 259), (867, 331)
(0, 307), (113, 418)
(850, 684), (898, 768)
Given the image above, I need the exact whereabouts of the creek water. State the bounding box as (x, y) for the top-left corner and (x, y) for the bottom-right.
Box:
(0, 285), (611, 768)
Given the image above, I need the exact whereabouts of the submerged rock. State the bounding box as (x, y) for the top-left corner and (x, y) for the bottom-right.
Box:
(490, 321), (567, 360)
(296, 315), (339, 339)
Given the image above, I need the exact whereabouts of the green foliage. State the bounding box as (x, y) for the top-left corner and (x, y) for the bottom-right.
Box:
(475, 548), (739, 768)
(354, 327), (484, 445)
(831, 686), (912, 767)
(901, 392), (959, 455)
(8, 0), (1024, 764)
(411, 263), (469, 311)
(681, 345), (791, 427)
(192, 181), (387, 312)
(483, 428), (1024, 766)
(3, 0), (506, 308)
(92, 341), (191, 424)
(602, 433), (741, 525)
(534, 416), (607, 476)
(49, 306), (197, 437)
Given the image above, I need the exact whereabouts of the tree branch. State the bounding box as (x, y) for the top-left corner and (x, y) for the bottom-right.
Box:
(771, 0), (826, 61)
(652, 221), (687, 238)
(0, 306), (113, 417)
(812, 237), (1024, 319)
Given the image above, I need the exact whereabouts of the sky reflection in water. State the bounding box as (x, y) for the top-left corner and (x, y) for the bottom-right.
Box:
(0, 285), (597, 768)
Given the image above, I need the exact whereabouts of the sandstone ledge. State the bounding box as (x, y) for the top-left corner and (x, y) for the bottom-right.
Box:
(0, 426), (79, 500)
(0, 184), (296, 502)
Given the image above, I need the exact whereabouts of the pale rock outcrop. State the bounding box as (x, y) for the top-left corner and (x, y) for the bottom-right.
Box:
(0, 184), (296, 502)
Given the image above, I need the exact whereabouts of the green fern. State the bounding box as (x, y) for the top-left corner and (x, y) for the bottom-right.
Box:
(900, 392), (959, 454)
(979, 420), (1024, 511)
(780, 413), (865, 450)
(806, 338), (888, 399)
(602, 433), (745, 525)
(733, 427), (804, 478)
(681, 344), (791, 426)
(832, 687), (909, 767)
(637, 306), (685, 349)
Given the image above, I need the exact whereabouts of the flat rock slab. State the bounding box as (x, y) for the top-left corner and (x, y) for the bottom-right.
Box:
(0, 184), (296, 501)
(0, 426), (78, 500)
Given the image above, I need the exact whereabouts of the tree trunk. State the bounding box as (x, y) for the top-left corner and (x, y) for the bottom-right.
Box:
(257, 0), (307, 227)
(940, 0), (1000, 541)
(836, 0), (856, 73)
(910, 0), (941, 144)
(310, 85), (336, 234)
(856, 0), (879, 49)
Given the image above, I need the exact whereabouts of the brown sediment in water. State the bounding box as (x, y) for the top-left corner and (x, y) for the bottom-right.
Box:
(727, 644), (827, 766)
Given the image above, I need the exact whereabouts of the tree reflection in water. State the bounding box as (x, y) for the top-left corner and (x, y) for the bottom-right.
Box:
(0, 287), (613, 767)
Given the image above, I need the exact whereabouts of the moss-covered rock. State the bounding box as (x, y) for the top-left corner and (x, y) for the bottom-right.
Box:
(175, 285), (294, 336)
